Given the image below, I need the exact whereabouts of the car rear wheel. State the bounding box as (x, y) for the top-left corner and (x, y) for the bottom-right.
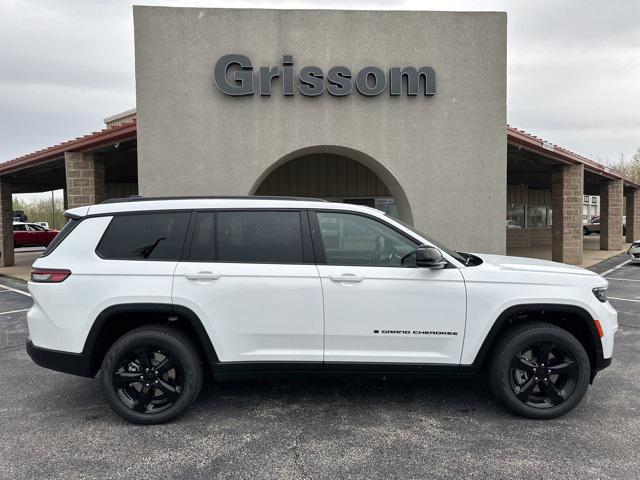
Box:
(100, 325), (203, 424)
(489, 322), (590, 419)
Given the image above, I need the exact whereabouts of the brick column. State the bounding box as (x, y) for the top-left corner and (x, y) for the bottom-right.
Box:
(627, 189), (640, 243)
(0, 181), (14, 267)
(551, 164), (583, 265)
(600, 179), (624, 251)
(64, 152), (105, 209)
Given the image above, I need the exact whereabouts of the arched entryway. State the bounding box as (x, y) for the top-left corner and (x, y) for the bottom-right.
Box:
(249, 146), (413, 224)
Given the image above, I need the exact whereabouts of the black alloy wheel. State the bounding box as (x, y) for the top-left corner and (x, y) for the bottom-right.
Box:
(489, 322), (590, 419)
(112, 345), (185, 414)
(509, 341), (579, 408)
(101, 326), (203, 424)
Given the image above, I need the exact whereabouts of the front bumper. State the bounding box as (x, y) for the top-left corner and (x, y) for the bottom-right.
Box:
(628, 245), (640, 262)
(26, 340), (93, 378)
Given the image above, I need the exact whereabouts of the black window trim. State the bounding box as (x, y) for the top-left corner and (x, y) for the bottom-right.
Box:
(309, 209), (426, 269)
(40, 218), (80, 257)
(94, 210), (194, 262)
(182, 208), (315, 265)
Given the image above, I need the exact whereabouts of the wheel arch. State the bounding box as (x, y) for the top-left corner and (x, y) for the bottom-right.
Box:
(469, 303), (604, 379)
(83, 303), (219, 376)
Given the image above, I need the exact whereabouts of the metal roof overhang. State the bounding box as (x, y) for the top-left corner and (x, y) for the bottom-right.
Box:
(507, 127), (640, 190)
(0, 122), (137, 177)
(1, 122), (638, 193)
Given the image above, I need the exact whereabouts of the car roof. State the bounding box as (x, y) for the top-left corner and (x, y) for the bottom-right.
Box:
(65, 196), (388, 219)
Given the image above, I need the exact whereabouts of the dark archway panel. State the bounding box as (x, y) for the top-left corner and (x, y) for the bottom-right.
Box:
(255, 154), (391, 199)
(250, 145), (413, 224)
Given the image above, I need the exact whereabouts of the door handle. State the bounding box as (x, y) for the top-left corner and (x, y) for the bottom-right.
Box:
(328, 274), (364, 283)
(185, 271), (221, 281)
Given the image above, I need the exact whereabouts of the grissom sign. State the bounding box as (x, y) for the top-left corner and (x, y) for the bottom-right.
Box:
(214, 54), (436, 97)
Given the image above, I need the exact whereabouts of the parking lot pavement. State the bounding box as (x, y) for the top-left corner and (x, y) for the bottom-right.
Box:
(1, 257), (640, 480)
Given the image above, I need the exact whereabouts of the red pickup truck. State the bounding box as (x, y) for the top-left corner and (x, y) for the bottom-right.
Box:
(13, 222), (59, 247)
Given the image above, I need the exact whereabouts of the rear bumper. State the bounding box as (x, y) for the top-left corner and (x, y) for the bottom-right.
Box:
(26, 340), (93, 378)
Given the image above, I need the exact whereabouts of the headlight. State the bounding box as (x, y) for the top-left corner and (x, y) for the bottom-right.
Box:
(593, 287), (608, 303)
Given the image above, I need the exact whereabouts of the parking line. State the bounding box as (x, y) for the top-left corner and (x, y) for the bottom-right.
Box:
(601, 259), (631, 277)
(606, 277), (640, 283)
(0, 308), (29, 315)
(609, 296), (640, 304)
(0, 285), (31, 297)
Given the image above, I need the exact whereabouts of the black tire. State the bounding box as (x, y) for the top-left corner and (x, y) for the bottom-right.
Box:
(489, 322), (590, 419)
(100, 325), (203, 424)
(583, 227), (590, 236)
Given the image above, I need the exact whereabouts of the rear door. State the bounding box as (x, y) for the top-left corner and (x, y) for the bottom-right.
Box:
(172, 209), (324, 364)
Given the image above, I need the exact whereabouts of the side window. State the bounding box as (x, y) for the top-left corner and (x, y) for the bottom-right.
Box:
(216, 211), (303, 263)
(96, 212), (190, 261)
(13, 224), (25, 231)
(316, 212), (417, 267)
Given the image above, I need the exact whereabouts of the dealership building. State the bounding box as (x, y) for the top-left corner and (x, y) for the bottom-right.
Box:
(1, 7), (639, 267)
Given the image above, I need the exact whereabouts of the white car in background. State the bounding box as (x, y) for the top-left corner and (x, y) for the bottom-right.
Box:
(629, 241), (640, 262)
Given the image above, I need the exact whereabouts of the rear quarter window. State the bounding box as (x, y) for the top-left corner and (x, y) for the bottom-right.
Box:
(96, 212), (190, 261)
(41, 219), (78, 256)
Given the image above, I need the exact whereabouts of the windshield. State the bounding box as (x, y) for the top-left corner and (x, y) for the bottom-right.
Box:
(391, 218), (468, 265)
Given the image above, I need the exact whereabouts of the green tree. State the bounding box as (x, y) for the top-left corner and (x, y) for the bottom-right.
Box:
(12, 195), (66, 230)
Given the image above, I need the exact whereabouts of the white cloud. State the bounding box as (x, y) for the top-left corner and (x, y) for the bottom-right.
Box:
(1, 0), (638, 164)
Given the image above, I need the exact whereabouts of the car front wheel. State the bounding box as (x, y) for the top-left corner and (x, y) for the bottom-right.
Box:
(100, 325), (203, 424)
(489, 322), (590, 419)
(583, 227), (590, 236)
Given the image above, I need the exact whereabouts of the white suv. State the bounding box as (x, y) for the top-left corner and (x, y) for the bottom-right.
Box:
(26, 197), (617, 423)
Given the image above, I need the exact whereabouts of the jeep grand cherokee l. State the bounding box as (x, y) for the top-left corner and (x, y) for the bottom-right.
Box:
(26, 197), (617, 424)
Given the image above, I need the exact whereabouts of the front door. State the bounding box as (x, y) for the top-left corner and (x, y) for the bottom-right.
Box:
(172, 210), (324, 364)
(312, 211), (467, 365)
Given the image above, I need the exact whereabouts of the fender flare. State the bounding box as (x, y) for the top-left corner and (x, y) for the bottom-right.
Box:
(83, 303), (219, 375)
(467, 303), (604, 373)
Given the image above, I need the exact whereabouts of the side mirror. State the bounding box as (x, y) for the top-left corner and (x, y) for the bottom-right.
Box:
(416, 245), (447, 269)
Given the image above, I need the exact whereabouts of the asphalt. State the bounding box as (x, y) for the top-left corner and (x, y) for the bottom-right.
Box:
(1, 256), (640, 479)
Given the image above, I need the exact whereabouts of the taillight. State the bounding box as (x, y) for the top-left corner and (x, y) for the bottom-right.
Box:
(30, 268), (71, 283)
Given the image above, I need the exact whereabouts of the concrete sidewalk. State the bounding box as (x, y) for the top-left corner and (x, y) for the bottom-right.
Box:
(508, 236), (631, 268)
(0, 249), (44, 282)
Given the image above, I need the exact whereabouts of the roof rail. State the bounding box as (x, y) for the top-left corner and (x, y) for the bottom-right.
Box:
(99, 195), (329, 204)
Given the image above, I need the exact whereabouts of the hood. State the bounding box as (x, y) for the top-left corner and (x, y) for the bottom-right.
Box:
(473, 253), (599, 278)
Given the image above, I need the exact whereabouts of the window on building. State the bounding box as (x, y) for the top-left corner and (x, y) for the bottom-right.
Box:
(592, 196), (597, 204)
(506, 204), (526, 229)
(96, 212), (190, 261)
(316, 212), (417, 267)
(584, 195), (589, 203)
(216, 211), (303, 263)
(527, 206), (549, 228)
(342, 197), (399, 219)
